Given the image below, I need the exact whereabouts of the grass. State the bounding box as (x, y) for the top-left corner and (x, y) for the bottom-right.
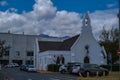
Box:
(109, 71), (120, 78)
(77, 72), (120, 80)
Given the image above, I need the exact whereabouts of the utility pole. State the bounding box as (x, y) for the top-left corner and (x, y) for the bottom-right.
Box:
(118, 0), (120, 72)
(118, 0), (120, 49)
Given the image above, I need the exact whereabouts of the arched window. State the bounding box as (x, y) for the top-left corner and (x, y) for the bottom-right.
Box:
(84, 56), (89, 63)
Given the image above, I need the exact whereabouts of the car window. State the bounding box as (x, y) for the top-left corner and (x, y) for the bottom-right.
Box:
(29, 65), (34, 68)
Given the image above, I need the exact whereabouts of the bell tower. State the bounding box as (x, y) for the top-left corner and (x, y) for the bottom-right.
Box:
(71, 12), (107, 65)
(82, 12), (91, 27)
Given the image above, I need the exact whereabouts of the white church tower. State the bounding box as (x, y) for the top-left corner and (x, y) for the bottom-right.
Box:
(71, 12), (107, 65)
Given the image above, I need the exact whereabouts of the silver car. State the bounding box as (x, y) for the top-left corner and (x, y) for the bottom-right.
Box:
(26, 65), (37, 72)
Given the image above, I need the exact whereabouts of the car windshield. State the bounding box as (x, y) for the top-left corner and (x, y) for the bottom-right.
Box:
(29, 65), (34, 68)
(83, 64), (99, 68)
(89, 64), (99, 68)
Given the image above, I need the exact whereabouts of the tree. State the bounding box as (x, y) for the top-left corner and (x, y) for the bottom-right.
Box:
(0, 40), (10, 57)
(99, 27), (119, 63)
(99, 26), (110, 42)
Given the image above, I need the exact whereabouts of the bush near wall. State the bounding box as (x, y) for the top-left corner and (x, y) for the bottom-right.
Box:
(100, 64), (119, 71)
(112, 64), (119, 71)
(47, 64), (61, 72)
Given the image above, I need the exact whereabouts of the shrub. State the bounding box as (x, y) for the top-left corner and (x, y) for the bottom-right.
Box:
(47, 64), (61, 72)
(100, 64), (119, 71)
(112, 64), (119, 71)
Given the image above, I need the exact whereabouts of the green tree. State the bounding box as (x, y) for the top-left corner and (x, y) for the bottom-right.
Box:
(0, 40), (10, 57)
(99, 26), (110, 42)
(99, 27), (119, 63)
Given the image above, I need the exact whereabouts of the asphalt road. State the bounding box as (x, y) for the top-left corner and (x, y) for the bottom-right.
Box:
(0, 68), (78, 80)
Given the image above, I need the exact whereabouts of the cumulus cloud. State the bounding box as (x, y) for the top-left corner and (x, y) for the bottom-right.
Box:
(0, 1), (8, 6)
(7, 8), (18, 13)
(107, 3), (116, 8)
(90, 9), (118, 39)
(0, 0), (118, 40)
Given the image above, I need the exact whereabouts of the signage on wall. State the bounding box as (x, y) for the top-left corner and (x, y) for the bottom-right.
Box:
(117, 49), (120, 56)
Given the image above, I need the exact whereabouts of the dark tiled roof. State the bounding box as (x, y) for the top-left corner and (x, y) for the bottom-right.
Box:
(38, 34), (80, 52)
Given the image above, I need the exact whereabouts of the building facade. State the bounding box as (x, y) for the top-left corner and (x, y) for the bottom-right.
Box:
(0, 13), (107, 70)
(71, 13), (107, 64)
(0, 33), (40, 65)
(36, 13), (107, 70)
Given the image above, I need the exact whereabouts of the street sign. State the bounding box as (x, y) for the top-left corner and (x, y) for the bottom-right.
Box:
(117, 49), (120, 56)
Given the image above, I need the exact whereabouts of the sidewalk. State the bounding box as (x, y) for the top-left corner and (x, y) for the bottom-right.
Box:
(0, 72), (13, 80)
(37, 70), (54, 73)
(37, 70), (60, 74)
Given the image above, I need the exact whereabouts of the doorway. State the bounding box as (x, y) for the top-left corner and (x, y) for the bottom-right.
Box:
(84, 56), (89, 63)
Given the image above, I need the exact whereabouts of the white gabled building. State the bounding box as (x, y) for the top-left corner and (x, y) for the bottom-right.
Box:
(36, 13), (107, 70)
(71, 13), (107, 65)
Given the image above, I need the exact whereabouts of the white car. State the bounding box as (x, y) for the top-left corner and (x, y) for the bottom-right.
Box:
(59, 65), (67, 74)
(5, 63), (19, 68)
(71, 64), (81, 75)
(5, 63), (15, 68)
(26, 65), (37, 72)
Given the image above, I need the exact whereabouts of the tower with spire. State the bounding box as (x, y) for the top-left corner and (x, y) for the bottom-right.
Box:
(71, 12), (107, 65)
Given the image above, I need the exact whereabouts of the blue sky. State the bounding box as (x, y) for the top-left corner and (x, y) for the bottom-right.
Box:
(51, 0), (119, 13)
(0, 0), (119, 39)
(0, 0), (35, 13)
(0, 0), (118, 14)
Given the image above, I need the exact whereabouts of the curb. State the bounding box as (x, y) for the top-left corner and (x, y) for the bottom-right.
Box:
(37, 70), (53, 73)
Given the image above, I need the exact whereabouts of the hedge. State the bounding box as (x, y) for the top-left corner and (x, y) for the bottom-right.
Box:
(100, 64), (120, 71)
(47, 64), (61, 72)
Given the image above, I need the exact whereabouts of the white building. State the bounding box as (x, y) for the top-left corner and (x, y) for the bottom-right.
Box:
(0, 32), (40, 65)
(0, 13), (107, 70)
(71, 13), (107, 64)
(36, 13), (107, 70)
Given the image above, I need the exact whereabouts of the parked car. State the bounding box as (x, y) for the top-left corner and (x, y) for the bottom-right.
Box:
(80, 64), (109, 77)
(26, 65), (37, 72)
(69, 63), (109, 77)
(13, 63), (19, 67)
(5, 63), (19, 68)
(20, 64), (28, 71)
(71, 64), (81, 75)
(5, 63), (15, 68)
(67, 62), (80, 73)
(59, 65), (67, 74)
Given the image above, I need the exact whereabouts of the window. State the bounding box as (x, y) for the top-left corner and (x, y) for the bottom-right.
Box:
(27, 51), (34, 56)
(4, 51), (9, 56)
(26, 60), (33, 65)
(16, 51), (20, 56)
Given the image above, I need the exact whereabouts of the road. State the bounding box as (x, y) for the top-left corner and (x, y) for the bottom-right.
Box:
(0, 68), (78, 80)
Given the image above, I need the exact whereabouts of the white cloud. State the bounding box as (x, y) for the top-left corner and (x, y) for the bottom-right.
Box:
(8, 8), (18, 13)
(107, 3), (116, 8)
(90, 9), (118, 39)
(0, 0), (119, 40)
(0, 1), (8, 6)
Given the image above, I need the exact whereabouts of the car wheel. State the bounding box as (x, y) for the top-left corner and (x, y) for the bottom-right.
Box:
(61, 70), (65, 74)
(83, 71), (90, 77)
(103, 71), (108, 76)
